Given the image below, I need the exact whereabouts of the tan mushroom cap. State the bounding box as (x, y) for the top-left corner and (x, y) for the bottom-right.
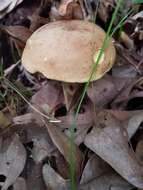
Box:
(22, 20), (116, 83)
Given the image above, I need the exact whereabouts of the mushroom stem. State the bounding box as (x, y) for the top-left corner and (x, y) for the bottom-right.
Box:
(62, 82), (80, 111)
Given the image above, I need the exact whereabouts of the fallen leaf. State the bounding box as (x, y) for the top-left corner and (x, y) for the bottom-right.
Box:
(32, 135), (55, 163)
(43, 118), (84, 180)
(31, 82), (64, 115)
(13, 177), (27, 190)
(84, 110), (143, 188)
(0, 0), (11, 11)
(136, 140), (143, 164)
(0, 0), (23, 19)
(26, 161), (46, 190)
(87, 75), (132, 108)
(0, 25), (32, 48)
(0, 134), (26, 190)
(80, 155), (133, 190)
(108, 109), (143, 138)
(80, 154), (111, 184)
(58, 99), (94, 145)
(42, 164), (70, 190)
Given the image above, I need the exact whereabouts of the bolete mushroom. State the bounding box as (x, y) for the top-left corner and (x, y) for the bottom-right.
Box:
(22, 20), (116, 110)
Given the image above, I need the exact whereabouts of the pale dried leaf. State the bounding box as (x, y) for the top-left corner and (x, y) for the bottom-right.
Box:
(0, 0), (11, 11)
(44, 119), (83, 178)
(13, 177), (27, 190)
(32, 135), (54, 163)
(84, 110), (143, 188)
(0, 0), (23, 19)
(87, 75), (131, 108)
(42, 164), (70, 190)
(58, 100), (94, 145)
(126, 111), (143, 138)
(0, 134), (26, 190)
(80, 172), (133, 190)
(80, 154), (111, 184)
(136, 140), (143, 164)
(80, 154), (133, 190)
(109, 109), (143, 139)
(26, 162), (46, 190)
(31, 82), (64, 114)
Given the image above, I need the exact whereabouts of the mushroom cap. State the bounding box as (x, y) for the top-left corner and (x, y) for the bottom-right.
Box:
(22, 20), (116, 83)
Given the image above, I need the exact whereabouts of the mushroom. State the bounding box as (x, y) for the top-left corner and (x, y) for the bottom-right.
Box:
(22, 20), (116, 110)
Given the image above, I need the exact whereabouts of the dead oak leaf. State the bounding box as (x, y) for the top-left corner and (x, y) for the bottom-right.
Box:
(0, 134), (26, 190)
(84, 110), (143, 188)
(0, 25), (32, 49)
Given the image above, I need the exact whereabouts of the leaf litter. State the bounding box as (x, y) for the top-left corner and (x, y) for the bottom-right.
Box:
(0, 0), (143, 190)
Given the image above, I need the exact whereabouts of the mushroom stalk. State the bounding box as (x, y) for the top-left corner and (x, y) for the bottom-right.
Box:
(62, 82), (81, 111)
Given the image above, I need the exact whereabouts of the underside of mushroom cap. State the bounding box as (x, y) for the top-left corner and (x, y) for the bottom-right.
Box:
(22, 20), (116, 83)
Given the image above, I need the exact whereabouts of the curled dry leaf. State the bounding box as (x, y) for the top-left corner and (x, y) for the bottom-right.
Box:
(84, 110), (143, 188)
(0, 134), (26, 190)
(80, 155), (133, 190)
(0, 0), (23, 19)
(42, 164), (70, 190)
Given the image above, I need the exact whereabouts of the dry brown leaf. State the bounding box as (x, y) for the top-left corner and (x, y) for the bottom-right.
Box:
(42, 164), (70, 190)
(80, 155), (133, 190)
(14, 117), (56, 160)
(13, 177), (27, 190)
(43, 119), (83, 180)
(80, 154), (111, 184)
(84, 110), (143, 188)
(0, 25), (32, 43)
(136, 140), (143, 164)
(58, 99), (94, 145)
(108, 109), (143, 138)
(32, 135), (55, 163)
(136, 140), (143, 190)
(31, 82), (64, 115)
(26, 161), (46, 190)
(87, 75), (132, 108)
(0, 134), (26, 190)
